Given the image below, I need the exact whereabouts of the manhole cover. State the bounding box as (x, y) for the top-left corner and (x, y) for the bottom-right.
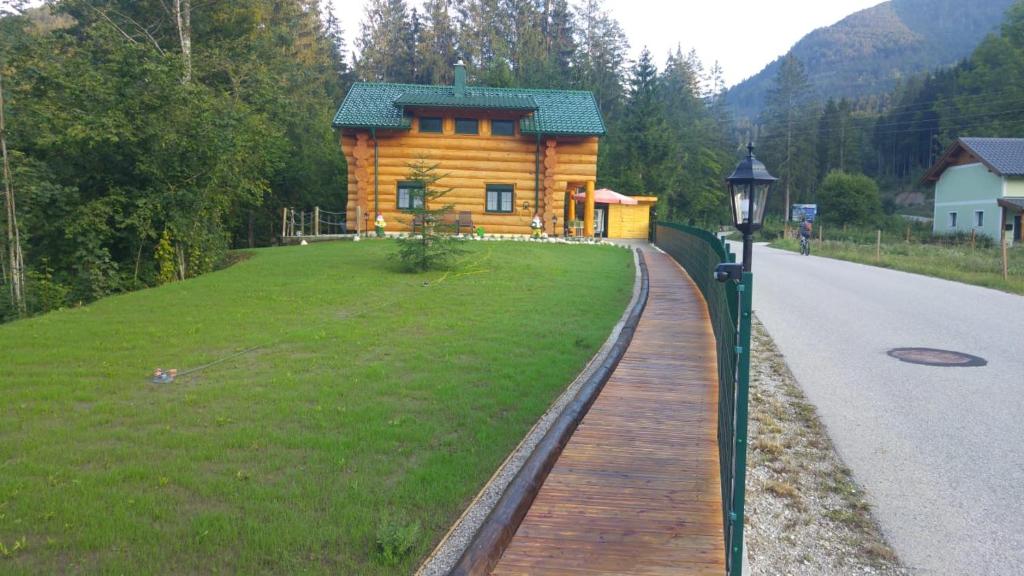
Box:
(887, 348), (987, 367)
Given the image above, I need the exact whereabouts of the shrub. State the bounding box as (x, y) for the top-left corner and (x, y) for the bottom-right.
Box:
(374, 515), (421, 566)
(818, 171), (883, 226)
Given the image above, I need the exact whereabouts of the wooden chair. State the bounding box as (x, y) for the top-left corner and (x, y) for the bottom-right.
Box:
(411, 213), (425, 235)
(441, 211), (458, 234)
(458, 211), (475, 235)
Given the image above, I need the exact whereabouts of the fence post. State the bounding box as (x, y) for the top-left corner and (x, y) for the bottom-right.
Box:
(314, 206), (320, 236)
(876, 230), (882, 263)
(729, 272), (753, 576)
(1003, 235), (1009, 281)
(281, 207), (288, 238)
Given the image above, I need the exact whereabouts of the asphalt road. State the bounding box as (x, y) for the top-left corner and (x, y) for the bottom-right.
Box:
(740, 242), (1024, 575)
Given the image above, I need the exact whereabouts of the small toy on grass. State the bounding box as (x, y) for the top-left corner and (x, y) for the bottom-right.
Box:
(152, 368), (177, 384)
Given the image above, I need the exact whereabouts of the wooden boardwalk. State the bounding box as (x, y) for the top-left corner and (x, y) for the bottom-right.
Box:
(491, 248), (725, 575)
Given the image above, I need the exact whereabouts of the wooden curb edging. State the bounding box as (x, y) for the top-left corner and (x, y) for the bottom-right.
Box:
(448, 250), (651, 576)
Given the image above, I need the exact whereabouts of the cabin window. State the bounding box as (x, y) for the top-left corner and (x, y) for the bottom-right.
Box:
(491, 119), (515, 136)
(975, 211), (984, 227)
(455, 118), (479, 135)
(397, 182), (424, 210)
(419, 117), (442, 133)
(485, 184), (514, 213)
(948, 212), (958, 228)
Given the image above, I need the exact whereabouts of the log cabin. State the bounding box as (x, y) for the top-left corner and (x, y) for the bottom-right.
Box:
(331, 62), (606, 237)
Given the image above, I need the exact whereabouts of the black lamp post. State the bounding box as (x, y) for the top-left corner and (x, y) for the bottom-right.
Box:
(363, 211), (370, 238)
(552, 214), (558, 237)
(726, 142), (777, 273)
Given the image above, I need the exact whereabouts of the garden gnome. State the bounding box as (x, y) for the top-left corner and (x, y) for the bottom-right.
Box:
(530, 213), (543, 239)
(375, 213), (386, 238)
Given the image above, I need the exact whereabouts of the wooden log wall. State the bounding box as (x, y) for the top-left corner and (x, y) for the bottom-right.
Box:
(341, 114), (599, 235)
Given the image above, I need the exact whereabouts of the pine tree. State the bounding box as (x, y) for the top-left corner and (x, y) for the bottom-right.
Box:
(415, 0), (457, 85)
(324, 1), (353, 98)
(761, 54), (818, 225)
(454, 0), (507, 83)
(356, 0), (415, 82)
(541, 0), (576, 87)
(394, 159), (466, 272)
(606, 49), (675, 198)
(572, 0), (629, 119)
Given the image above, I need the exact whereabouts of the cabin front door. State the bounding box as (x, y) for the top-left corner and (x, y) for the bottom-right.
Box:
(594, 205), (608, 238)
(1015, 214), (1022, 243)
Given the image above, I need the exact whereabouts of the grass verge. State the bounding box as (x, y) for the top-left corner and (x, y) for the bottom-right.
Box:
(746, 319), (907, 575)
(0, 240), (634, 575)
(771, 237), (1024, 295)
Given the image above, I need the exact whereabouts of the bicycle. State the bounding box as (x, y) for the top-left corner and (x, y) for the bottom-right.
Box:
(799, 234), (811, 256)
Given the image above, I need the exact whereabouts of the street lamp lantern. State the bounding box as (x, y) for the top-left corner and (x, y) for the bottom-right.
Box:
(726, 142), (777, 273)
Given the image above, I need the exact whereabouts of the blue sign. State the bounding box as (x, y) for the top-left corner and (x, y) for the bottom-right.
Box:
(791, 204), (818, 222)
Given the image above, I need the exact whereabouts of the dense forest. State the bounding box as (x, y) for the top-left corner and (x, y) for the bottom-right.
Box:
(726, 0), (1015, 120)
(3, 0), (1024, 320)
(0, 0), (351, 319)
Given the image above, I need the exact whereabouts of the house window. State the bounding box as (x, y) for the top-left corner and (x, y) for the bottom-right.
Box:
(948, 212), (958, 228)
(975, 210), (984, 227)
(397, 181), (424, 210)
(419, 117), (442, 133)
(485, 184), (514, 213)
(491, 119), (515, 136)
(455, 118), (479, 135)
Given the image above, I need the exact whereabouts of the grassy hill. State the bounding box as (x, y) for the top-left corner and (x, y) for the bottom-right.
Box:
(726, 0), (1016, 119)
(0, 241), (634, 574)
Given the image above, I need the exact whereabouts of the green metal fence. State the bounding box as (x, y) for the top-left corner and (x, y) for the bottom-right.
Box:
(655, 223), (752, 576)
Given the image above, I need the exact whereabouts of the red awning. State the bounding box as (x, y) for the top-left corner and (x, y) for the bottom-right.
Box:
(573, 188), (639, 205)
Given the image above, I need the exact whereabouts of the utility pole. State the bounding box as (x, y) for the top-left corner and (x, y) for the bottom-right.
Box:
(0, 72), (26, 315)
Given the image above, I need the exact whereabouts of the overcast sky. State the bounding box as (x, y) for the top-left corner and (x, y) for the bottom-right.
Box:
(332, 0), (886, 87)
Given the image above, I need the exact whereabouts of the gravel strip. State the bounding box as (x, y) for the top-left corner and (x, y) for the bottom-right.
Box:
(416, 248), (644, 576)
(746, 318), (909, 576)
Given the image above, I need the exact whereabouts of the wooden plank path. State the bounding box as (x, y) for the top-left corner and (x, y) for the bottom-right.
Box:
(491, 248), (725, 575)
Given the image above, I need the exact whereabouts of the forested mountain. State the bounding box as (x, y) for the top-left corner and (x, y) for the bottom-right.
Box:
(751, 1), (1024, 219)
(726, 0), (1015, 119)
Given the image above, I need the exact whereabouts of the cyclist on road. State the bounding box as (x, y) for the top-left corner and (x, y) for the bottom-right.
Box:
(798, 217), (813, 255)
(799, 218), (813, 240)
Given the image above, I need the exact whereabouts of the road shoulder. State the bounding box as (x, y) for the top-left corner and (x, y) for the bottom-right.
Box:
(746, 318), (908, 576)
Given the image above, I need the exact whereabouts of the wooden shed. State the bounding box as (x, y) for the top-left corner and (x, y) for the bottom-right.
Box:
(570, 189), (657, 239)
(331, 63), (606, 236)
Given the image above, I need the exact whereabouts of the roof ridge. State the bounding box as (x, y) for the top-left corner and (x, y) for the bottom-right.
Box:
(349, 80), (597, 96)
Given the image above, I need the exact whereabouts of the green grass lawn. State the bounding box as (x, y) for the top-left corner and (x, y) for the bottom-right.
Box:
(772, 237), (1024, 295)
(0, 240), (634, 574)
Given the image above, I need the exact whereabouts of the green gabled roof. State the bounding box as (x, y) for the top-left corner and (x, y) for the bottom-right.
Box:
(393, 92), (538, 111)
(333, 82), (606, 136)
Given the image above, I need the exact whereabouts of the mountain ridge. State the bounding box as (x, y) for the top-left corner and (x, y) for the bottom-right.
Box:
(726, 0), (1016, 119)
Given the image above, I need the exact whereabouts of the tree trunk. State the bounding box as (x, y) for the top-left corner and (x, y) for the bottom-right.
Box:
(174, 0), (192, 84)
(0, 73), (26, 316)
(784, 113), (792, 237)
